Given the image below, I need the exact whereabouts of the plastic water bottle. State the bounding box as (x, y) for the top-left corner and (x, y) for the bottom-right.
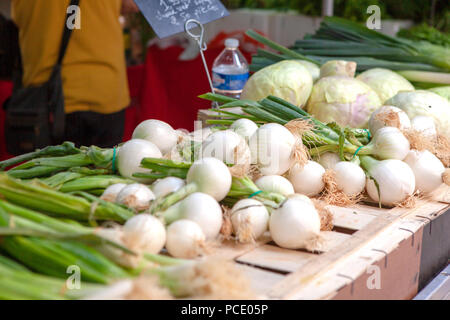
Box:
(212, 38), (249, 99)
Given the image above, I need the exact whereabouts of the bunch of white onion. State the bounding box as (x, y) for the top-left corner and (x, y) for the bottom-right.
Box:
(360, 155), (415, 206)
(404, 149), (450, 194)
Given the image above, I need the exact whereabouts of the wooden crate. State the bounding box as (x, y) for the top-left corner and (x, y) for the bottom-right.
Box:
(206, 185), (450, 300)
(197, 109), (450, 299)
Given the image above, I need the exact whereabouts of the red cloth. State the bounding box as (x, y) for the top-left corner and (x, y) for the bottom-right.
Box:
(137, 44), (253, 132)
(0, 81), (13, 161)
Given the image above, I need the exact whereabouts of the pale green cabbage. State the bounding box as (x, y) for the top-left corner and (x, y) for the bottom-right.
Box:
(386, 90), (450, 139)
(356, 68), (414, 103)
(306, 76), (381, 128)
(428, 86), (450, 101)
(241, 60), (313, 108)
(296, 60), (320, 82)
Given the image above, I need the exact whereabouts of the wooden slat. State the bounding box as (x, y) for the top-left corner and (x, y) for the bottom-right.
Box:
(267, 200), (449, 299)
(237, 244), (315, 273)
(328, 206), (377, 231)
(315, 231), (352, 252)
(236, 264), (285, 298)
(206, 234), (271, 260)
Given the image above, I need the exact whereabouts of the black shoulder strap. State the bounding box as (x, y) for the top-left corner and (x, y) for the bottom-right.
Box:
(50, 0), (80, 142)
(55, 0), (80, 68)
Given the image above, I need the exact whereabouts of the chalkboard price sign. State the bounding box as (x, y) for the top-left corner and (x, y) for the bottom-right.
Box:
(134, 0), (229, 39)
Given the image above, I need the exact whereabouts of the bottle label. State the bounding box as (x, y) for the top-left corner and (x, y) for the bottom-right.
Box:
(212, 72), (249, 91)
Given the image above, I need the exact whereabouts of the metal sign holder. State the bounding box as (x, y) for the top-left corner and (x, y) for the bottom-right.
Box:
(184, 19), (218, 109)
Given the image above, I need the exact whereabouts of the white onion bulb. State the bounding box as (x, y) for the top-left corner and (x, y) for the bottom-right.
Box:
(269, 197), (321, 249)
(404, 149), (445, 194)
(132, 119), (178, 155)
(334, 161), (366, 196)
(100, 183), (127, 202)
(122, 214), (166, 255)
(230, 119), (258, 142)
(166, 219), (206, 259)
(152, 177), (185, 198)
(288, 160), (325, 196)
(368, 126), (410, 160)
(230, 199), (269, 242)
(249, 123), (296, 175)
(186, 157), (232, 201)
(117, 139), (162, 182)
(365, 159), (415, 206)
(189, 127), (214, 141)
(116, 183), (155, 211)
(316, 152), (340, 170)
(369, 106), (411, 135)
(255, 175), (294, 197)
(201, 130), (250, 166)
(163, 192), (223, 239)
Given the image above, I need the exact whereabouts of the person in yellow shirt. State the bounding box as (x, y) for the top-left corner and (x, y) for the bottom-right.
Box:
(11, 0), (138, 147)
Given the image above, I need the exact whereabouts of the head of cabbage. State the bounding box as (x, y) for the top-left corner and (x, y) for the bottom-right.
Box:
(428, 86), (450, 101)
(356, 68), (414, 103)
(296, 60), (320, 82)
(306, 76), (381, 128)
(385, 90), (450, 139)
(241, 60), (313, 108)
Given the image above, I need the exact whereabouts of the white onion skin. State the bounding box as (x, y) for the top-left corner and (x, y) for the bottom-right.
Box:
(368, 106), (411, 135)
(186, 157), (232, 201)
(370, 126), (410, 160)
(116, 183), (155, 211)
(230, 199), (269, 241)
(100, 183), (127, 202)
(189, 127), (213, 141)
(132, 119), (178, 155)
(269, 198), (321, 249)
(117, 139), (162, 182)
(152, 177), (185, 198)
(230, 119), (258, 142)
(334, 162), (366, 196)
(201, 130), (250, 165)
(404, 149), (445, 194)
(249, 123), (296, 176)
(288, 160), (325, 196)
(165, 219), (206, 259)
(365, 159), (415, 206)
(164, 192), (223, 240)
(122, 214), (166, 255)
(255, 175), (294, 197)
(288, 193), (315, 206)
(316, 152), (340, 170)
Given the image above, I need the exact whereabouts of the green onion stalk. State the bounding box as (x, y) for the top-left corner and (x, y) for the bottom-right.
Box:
(3, 145), (115, 179)
(58, 175), (134, 193)
(37, 167), (111, 189)
(0, 255), (108, 300)
(0, 198), (188, 268)
(0, 235), (130, 284)
(133, 157), (284, 214)
(0, 173), (134, 222)
(200, 92), (371, 155)
(246, 17), (450, 84)
(0, 142), (80, 171)
(0, 201), (249, 299)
